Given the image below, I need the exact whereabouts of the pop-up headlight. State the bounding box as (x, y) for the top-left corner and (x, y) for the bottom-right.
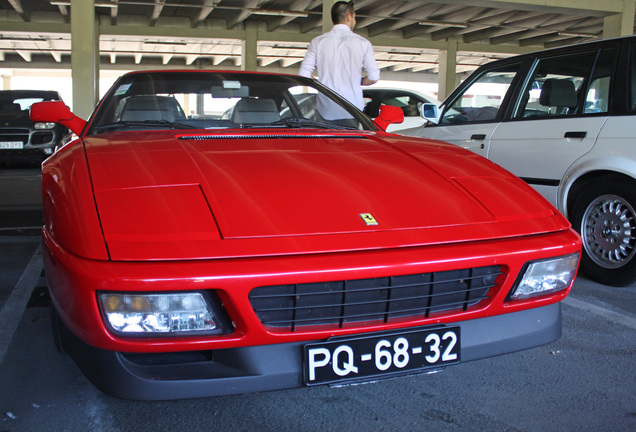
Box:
(99, 292), (227, 336)
(509, 253), (580, 301)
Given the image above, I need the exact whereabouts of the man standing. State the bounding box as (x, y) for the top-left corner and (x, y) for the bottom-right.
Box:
(299, 1), (380, 115)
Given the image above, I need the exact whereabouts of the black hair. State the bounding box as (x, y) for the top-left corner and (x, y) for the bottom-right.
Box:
(331, 1), (355, 25)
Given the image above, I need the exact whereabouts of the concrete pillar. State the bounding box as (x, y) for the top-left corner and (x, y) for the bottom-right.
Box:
(71, 0), (98, 118)
(603, 1), (635, 38)
(242, 22), (258, 71)
(2, 75), (10, 90)
(322, 0), (334, 33)
(438, 39), (458, 101)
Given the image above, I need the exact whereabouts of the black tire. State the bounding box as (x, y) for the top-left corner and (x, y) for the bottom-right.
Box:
(571, 178), (636, 286)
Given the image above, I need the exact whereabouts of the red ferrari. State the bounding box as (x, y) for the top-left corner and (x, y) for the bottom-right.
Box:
(31, 70), (581, 400)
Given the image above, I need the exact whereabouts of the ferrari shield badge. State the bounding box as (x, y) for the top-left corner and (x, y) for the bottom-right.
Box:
(359, 213), (378, 226)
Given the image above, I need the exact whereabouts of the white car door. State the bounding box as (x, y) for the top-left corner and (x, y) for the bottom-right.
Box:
(413, 122), (498, 159)
(487, 48), (614, 208)
(488, 117), (607, 206)
(411, 61), (526, 159)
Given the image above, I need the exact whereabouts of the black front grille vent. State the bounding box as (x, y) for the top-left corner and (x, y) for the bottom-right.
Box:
(249, 266), (501, 331)
(0, 131), (29, 144)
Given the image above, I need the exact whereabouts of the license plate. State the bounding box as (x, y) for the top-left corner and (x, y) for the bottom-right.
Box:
(304, 326), (460, 386)
(0, 141), (24, 149)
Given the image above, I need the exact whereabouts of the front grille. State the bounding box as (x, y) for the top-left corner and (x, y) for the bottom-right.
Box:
(249, 266), (501, 331)
(0, 128), (29, 134)
(0, 129), (29, 144)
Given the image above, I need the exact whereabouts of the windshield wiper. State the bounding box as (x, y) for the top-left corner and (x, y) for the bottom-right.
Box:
(254, 117), (358, 130)
(93, 119), (193, 132)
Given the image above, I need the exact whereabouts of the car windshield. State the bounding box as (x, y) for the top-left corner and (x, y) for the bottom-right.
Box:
(87, 71), (378, 135)
(0, 91), (60, 113)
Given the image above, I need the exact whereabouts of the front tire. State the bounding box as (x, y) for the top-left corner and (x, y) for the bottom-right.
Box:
(571, 179), (636, 286)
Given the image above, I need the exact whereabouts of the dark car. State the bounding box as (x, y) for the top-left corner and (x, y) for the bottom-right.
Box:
(0, 90), (68, 163)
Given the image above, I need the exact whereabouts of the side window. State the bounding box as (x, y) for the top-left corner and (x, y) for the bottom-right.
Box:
(515, 51), (597, 119)
(401, 95), (421, 117)
(380, 94), (421, 116)
(440, 63), (522, 125)
(585, 77), (610, 113)
(280, 86), (319, 121)
(629, 44), (636, 111)
(363, 93), (421, 117)
(584, 48), (616, 114)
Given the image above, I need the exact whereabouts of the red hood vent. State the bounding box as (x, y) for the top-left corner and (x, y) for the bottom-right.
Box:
(178, 134), (370, 140)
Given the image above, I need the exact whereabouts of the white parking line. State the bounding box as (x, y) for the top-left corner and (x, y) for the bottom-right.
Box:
(0, 244), (115, 430)
(0, 245), (43, 365)
(562, 296), (636, 330)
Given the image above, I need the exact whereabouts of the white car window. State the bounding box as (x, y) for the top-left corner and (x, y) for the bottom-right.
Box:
(440, 63), (521, 125)
(584, 48), (617, 114)
(515, 51), (597, 119)
(631, 43), (636, 111)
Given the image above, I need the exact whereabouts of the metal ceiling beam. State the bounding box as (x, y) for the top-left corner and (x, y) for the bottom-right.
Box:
(107, 0), (118, 25)
(149, 0), (165, 27)
(462, 27), (506, 43)
(491, 29), (536, 44)
(402, 0), (626, 16)
(0, 0), (631, 78)
(264, 0), (318, 33)
(227, 0), (264, 29)
(193, 0), (215, 28)
(7, 0), (30, 22)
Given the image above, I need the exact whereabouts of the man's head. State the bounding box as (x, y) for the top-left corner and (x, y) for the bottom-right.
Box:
(331, 1), (355, 29)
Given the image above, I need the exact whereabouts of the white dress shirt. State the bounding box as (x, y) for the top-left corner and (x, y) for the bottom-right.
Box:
(299, 24), (380, 117)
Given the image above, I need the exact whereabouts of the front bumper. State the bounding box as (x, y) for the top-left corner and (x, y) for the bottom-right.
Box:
(57, 303), (562, 400)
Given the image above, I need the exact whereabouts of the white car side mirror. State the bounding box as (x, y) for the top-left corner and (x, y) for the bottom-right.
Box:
(421, 103), (439, 124)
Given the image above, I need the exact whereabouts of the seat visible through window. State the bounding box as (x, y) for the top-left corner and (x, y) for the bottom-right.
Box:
(539, 79), (578, 114)
(231, 98), (280, 124)
(120, 95), (185, 122)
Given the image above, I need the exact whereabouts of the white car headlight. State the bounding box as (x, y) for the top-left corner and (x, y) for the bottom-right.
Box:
(509, 253), (580, 301)
(99, 292), (226, 335)
(34, 122), (56, 129)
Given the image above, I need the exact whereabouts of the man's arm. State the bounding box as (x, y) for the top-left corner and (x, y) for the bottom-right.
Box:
(361, 76), (378, 86)
(361, 39), (380, 86)
(299, 41), (317, 78)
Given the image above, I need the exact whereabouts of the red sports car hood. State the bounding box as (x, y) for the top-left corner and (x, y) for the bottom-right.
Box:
(83, 131), (567, 261)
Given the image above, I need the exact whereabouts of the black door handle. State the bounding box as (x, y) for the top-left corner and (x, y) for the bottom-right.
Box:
(564, 131), (586, 138)
(471, 134), (486, 140)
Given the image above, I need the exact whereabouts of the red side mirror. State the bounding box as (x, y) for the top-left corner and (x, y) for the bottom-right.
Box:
(30, 101), (87, 136)
(373, 105), (404, 131)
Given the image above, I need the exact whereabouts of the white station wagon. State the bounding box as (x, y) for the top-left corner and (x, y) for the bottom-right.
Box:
(402, 35), (636, 287)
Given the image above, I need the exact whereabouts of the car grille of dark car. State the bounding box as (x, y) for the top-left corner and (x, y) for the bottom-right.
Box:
(249, 266), (501, 331)
(31, 131), (54, 145)
(0, 129), (29, 145)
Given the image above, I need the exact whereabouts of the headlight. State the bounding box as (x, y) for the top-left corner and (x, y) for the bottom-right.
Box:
(99, 292), (227, 336)
(34, 122), (56, 130)
(508, 253), (580, 301)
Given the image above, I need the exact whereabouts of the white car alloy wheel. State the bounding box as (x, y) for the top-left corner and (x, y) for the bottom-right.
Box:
(572, 178), (636, 286)
(582, 194), (636, 268)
